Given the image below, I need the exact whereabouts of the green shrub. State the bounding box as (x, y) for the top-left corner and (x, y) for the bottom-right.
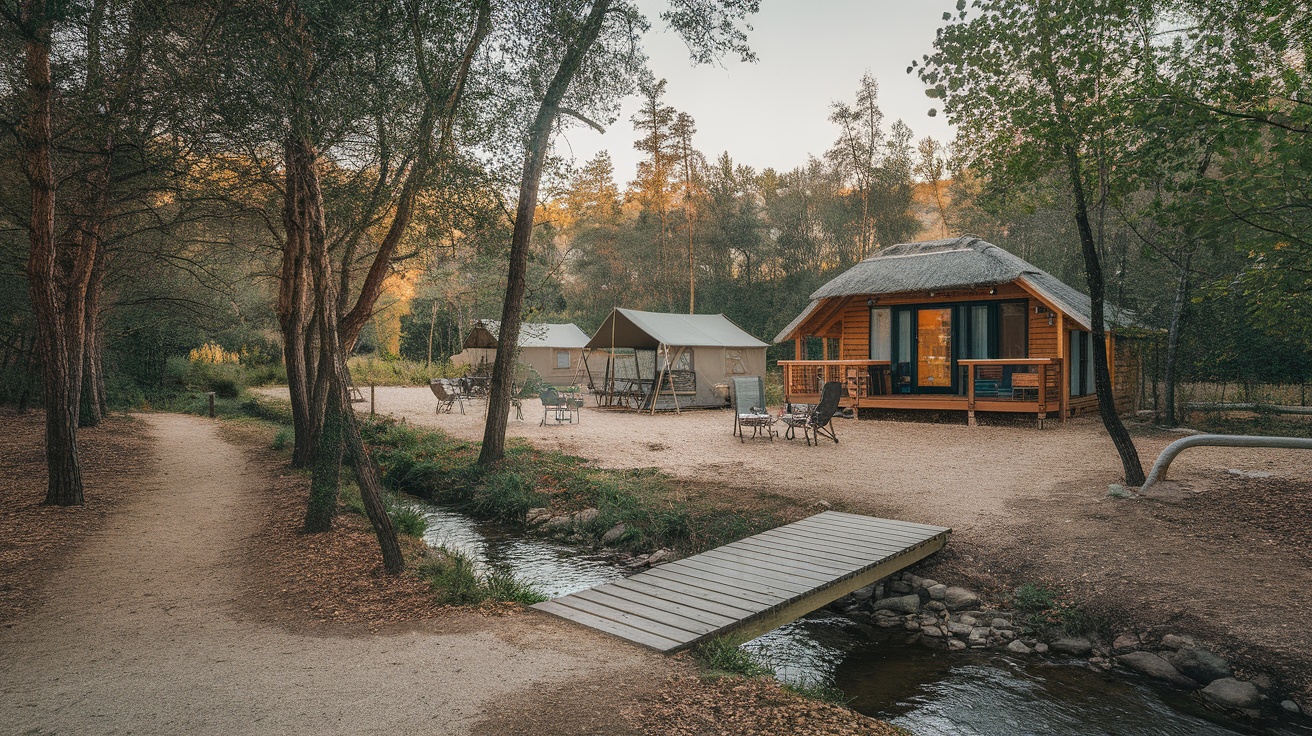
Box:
(1014, 584), (1057, 613)
(693, 636), (774, 678)
(270, 427), (292, 450)
(418, 548), (545, 605)
(469, 470), (545, 523)
(388, 500), (428, 538)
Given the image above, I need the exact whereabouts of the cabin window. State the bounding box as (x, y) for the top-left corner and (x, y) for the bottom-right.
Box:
(868, 307), (891, 361)
(999, 302), (1027, 358)
(555, 350), (571, 369)
(966, 304), (990, 359)
(1070, 331), (1095, 396)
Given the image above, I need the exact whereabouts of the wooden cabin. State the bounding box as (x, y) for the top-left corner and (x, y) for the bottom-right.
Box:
(774, 237), (1140, 425)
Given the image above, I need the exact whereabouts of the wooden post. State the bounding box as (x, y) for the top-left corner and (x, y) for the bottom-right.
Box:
(1037, 363), (1047, 429)
(370, 384), (376, 417)
(207, 392), (215, 418)
(966, 363), (976, 427)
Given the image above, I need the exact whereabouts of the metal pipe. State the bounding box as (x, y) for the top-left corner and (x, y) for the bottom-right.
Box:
(1141, 434), (1312, 491)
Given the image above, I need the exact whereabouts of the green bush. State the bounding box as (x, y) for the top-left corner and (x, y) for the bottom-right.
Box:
(468, 469), (545, 524)
(387, 499), (428, 538)
(418, 548), (546, 605)
(271, 427), (293, 451)
(1014, 584), (1057, 613)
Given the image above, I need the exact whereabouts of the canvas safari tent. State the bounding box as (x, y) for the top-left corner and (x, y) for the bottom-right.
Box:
(584, 308), (769, 412)
(450, 320), (593, 386)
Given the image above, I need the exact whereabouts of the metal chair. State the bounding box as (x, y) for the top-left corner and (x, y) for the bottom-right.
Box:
(429, 379), (465, 414)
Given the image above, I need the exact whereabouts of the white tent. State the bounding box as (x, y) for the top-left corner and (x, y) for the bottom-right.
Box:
(451, 321), (595, 385)
(585, 308), (769, 412)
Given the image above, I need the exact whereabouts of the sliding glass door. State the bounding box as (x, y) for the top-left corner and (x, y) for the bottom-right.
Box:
(916, 308), (954, 391)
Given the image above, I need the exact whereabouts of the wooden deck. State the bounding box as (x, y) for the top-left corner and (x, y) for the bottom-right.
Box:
(531, 512), (951, 652)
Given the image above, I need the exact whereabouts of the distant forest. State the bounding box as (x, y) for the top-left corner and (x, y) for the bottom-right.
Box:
(2, 1), (1308, 420)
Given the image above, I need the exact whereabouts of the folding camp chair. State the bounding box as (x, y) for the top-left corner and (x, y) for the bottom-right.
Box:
(786, 381), (841, 446)
(429, 379), (465, 414)
(731, 376), (776, 442)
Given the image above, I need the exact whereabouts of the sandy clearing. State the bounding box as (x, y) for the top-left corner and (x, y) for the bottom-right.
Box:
(263, 385), (1312, 545)
(0, 413), (662, 736)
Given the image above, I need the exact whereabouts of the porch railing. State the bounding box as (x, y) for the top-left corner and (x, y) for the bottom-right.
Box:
(961, 358), (1064, 422)
(778, 360), (892, 401)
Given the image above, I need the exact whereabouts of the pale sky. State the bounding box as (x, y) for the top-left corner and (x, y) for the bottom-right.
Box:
(557, 1), (959, 182)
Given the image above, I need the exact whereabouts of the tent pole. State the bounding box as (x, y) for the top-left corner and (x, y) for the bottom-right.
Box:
(668, 346), (685, 415)
(651, 344), (667, 416)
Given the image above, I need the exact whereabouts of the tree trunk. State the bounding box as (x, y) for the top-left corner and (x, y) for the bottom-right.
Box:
(479, 0), (612, 465)
(300, 133), (402, 571)
(279, 137), (318, 467)
(1163, 254), (1192, 426)
(21, 2), (92, 505)
(1063, 143), (1145, 485)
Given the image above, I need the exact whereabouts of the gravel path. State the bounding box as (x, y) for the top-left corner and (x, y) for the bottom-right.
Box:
(0, 413), (658, 735)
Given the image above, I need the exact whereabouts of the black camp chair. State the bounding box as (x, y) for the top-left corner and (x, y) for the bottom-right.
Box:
(794, 381), (841, 446)
(430, 379), (465, 414)
(731, 376), (776, 442)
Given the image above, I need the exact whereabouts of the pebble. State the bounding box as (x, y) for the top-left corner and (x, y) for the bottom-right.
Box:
(1007, 640), (1032, 654)
(947, 639), (967, 651)
(1033, 643), (1049, 654)
(1280, 700), (1301, 715)
(1160, 634), (1195, 650)
(991, 618), (1012, 630)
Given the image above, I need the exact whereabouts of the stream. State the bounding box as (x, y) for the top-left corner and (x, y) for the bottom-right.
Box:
(419, 505), (1307, 736)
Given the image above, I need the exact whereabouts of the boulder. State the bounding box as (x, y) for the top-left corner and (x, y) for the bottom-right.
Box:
(1007, 640), (1032, 654)
(645, 548), (673, 565)
(1164, 647), (1231, 685)
(919, 578), (939, 590)
(991, 618), (1012, 630)
(600, 523), (627, 545)
(872, 594), (921, 615)
(993, 628), (1016, 641)
(1116, 652), (1195, 687)
(1111, 633), (1140, 654)
(943, 586), (980, 611)
(1033, 643), (1049, 654)
(1200, 678), (1260, 711)
(904, 620), (920, 631)
(947, 639), (967, 651)
(890, 580), (914, 594)
(946, 621), (973, 637)
(573, 508), (600, 525)
(1050, 637), (1093, 657)
(544, 515), (573, 530)
(851, 584), (876, 602)
(1280, 700), (1301, 715)
(927, 584), (947, 601)
(1159, 634), (1195, 650)
(920, 625), (945, 637)
(525, 507), (552, 525)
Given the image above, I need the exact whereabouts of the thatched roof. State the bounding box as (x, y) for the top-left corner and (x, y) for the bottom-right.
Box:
(774, 236), (1132, 342)
(463, 321), (590, 350)
(585, 308), (768, 350)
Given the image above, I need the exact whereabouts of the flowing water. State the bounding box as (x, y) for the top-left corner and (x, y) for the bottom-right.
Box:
(419, 505), (1307, 736)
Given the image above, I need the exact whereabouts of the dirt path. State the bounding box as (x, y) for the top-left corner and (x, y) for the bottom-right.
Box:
(0, 413), (662, 735)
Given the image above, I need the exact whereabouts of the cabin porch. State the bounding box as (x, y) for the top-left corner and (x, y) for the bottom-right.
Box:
(779, 358), (1088, 426)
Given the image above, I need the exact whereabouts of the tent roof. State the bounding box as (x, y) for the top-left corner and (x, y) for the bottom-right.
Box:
(774, 236), (1133, 342)
(585, 308), (769, 350)
(464, 320), (590, 349)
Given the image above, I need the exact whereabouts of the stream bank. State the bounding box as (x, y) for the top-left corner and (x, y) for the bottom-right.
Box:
(417, 500), (1310, 735)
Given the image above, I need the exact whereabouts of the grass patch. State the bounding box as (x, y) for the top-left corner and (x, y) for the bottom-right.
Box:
(783, 677), (850, 706)
(1012, 583), (1111, 639)
(360, 415), (789, 557)
(387, 499), (428, 538)
(417, 547), (546, 605)
(271, 426), (293, 451)
(693, 636), (775, 679)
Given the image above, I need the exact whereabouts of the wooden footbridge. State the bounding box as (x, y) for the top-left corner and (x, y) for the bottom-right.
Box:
(532, 511), (951, 652)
